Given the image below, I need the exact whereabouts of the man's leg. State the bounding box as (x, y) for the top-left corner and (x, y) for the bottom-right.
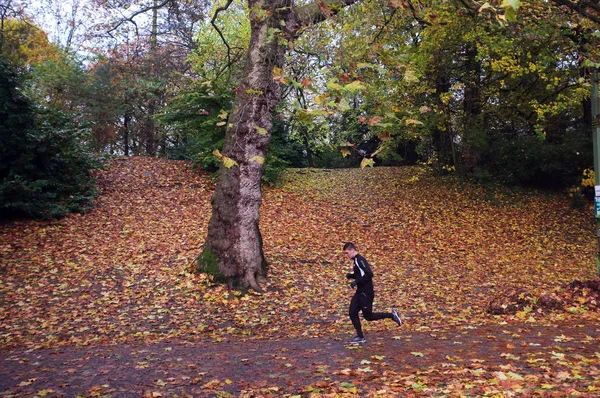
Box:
(361, 293), (393, 321)
(349, 294), (364, 338)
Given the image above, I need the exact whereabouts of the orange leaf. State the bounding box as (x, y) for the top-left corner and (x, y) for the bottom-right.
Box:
(318, 1), (334, 17)
(368, 116), (382, 126)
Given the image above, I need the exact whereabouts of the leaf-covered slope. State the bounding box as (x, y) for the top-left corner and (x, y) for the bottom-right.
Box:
(0, 157), (597, 349)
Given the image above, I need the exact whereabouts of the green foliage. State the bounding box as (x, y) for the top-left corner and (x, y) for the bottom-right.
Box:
(0, 56), (100, 219)
(477, 125), (592, 189)
(158, 83), (232, 170)
(262, 116), (307, 185)
(160, 84), (306, 184)
(289, 0), (596, 189)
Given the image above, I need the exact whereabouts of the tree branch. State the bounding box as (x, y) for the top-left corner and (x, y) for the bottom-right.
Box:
(211, 0), (235, 78)
(552, 0), (600, 25)
(107, 0), (172, 38)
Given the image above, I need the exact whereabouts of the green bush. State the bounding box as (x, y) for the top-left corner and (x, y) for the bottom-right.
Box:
(476, 130), (592, 190)
(0, 56), (100, 219)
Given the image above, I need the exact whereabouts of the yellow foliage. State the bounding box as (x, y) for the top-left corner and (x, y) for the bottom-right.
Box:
(1, 19), (62, 68)
(582, 169), (595, 187)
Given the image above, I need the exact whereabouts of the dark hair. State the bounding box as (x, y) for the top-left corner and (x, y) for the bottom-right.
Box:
(343, 242), (356, 251)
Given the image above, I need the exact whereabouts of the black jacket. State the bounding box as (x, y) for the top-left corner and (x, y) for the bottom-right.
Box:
(348, 254), (374, 296)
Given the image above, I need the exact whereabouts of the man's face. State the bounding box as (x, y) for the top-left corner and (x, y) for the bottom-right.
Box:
(344, 248), (356, 259)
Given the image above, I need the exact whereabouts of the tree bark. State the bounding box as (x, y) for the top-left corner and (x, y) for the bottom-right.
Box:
(201, 0), (360, 290)
(123, 113), (131, 156)
(202, 0), (287, 291)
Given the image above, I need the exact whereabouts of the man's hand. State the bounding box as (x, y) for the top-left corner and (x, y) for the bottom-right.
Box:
(350, 281), (357, 288)
(346, 273), (354, 279)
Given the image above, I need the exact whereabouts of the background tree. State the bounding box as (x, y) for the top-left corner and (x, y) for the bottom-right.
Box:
(0, 54), (98, 218)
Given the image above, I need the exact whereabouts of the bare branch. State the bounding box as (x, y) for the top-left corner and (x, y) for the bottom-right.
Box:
(210, 0), (234, 79)
(107, 0), (172, 38)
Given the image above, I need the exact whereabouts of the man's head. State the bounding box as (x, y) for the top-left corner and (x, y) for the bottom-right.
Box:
(343, 242), (357, 259)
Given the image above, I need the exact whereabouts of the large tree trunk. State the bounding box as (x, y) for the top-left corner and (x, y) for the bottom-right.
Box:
(200, 0), (360, 290)
(201, 0), (288, 291)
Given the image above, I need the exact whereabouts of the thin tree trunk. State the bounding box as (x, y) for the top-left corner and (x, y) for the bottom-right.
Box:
(145, 0), (159, 157)
(124, 113), (131, 156)
(303, 133), (314, 167)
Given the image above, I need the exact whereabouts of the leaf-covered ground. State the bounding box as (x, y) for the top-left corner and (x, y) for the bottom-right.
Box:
(1, 157), (599, 396)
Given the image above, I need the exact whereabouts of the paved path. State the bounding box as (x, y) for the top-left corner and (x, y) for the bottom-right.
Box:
(1, 323), (600, 397)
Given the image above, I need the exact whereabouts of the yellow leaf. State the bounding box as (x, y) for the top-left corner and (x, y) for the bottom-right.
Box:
(507, 371), (524, 380)
(223, 156), (238, 169)
(340, 148), (351, 158)
(404, 69), (419, 83)
(405, 118), (424, 126)
(410, 351), (424, 357)
(360, 158), (375, 169)
(272, 66), (286, 84)
(249, 156), (265, 164)
(254, 126), (268, 135)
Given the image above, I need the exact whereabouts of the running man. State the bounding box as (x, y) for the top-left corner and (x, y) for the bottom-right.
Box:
(343, 242), (402, 344)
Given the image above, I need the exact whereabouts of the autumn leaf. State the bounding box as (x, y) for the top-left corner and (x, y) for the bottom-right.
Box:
(326, 81), (343, 92)
(378, 131), (391, 141)
(318, 1), (334, 17)
(272, 66), (286, 84)
(249, 156), (265, 164)
(213, 149), (238, 168)
(301, 78), (312, 88)
(478, 2), (495, 12)
(388, 0), (401, 9)
(368, 116), (382, 126)
(501, 0), (520, 10)
(1, 157), (599, 397)
(404, 69), (419, 83)
(360, 157), (375, 168)
(253, 126), (268, 135)
(344, 80), (366, 93)
(405, 118), (424, 126)
(340, 148), (351, 158)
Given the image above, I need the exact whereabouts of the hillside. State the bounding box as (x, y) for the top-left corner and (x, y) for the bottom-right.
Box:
(1, 157), (597, 351)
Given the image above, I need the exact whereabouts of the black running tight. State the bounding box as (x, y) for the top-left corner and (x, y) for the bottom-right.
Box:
(349, 292), (392, 338)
